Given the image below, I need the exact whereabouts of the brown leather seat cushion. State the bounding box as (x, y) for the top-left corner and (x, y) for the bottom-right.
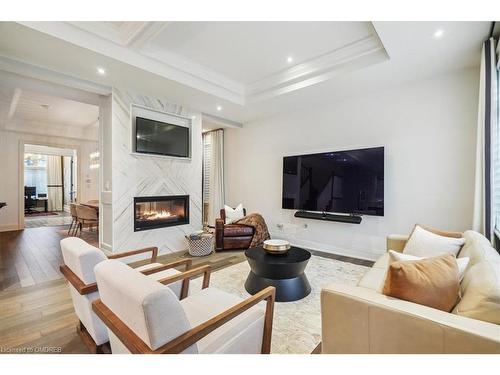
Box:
(223, 224), (254, 237)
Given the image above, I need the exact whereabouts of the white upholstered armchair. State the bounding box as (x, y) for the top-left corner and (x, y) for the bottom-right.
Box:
(91, 259), (276, 354)
(60, 237), (191, 353)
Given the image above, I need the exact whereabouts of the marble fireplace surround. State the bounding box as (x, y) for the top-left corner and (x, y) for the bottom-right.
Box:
(111, 88), (203, 255)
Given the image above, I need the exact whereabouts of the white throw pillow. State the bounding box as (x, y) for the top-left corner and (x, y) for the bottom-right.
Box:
(224, 203), (244, 224)
(388, 250), (470, 281)
(403, 225), (465, 257)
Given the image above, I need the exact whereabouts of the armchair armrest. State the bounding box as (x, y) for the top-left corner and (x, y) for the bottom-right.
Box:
(386, 234), (409, 252)
(107, 246), (158, 263)
(215, 218), (225, 250)
(321, 284), (500, 354)
(91, 286), (276, 354)
(59, 265), (97, 295)
(155, 286), (275, 354)
(158, 265), (211, 299)
(140, 258), (192, 275)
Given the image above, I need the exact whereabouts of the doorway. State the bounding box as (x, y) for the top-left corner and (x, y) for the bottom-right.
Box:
(23, 144), (77, 228)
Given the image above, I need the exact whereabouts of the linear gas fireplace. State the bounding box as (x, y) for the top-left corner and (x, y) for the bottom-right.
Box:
(134, 195), (189, 232)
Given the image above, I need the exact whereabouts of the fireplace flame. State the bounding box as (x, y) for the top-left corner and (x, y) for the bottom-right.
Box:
(141, 209), (178, 220)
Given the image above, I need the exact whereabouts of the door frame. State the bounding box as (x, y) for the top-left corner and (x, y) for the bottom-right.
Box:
(18, 141), (81, 230)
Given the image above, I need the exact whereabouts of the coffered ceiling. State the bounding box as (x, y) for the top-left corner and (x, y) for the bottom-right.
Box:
(13, 21), (388, 106)
(0, 21), (490, 123)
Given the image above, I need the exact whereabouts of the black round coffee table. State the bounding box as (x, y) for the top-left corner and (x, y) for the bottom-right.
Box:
(244, 246), (311, 302)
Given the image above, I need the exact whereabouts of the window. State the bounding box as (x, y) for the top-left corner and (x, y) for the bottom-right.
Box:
(24, 153), (48, 195)
(202, 132), (212, 225)
(493, 42), (500, 244)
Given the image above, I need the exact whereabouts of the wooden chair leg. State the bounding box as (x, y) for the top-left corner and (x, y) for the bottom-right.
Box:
(67, 219), (74, 235)
(77, 320), (110, 354)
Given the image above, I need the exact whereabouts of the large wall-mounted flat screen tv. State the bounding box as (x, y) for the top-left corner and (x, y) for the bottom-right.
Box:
(135, 116), (190, 157)
(282, 147), (384, 216)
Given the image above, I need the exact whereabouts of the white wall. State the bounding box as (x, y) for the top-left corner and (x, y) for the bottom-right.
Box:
(110, 89), (203, 255)
(224, 68), (479, 260)
(0, 129), (99, 231)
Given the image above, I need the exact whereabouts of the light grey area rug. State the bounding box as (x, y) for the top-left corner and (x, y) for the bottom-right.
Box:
(191, 255), (368, 354)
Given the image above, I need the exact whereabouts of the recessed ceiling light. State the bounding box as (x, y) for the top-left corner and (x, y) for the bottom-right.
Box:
(433, 29), (444, 39)
(216, 106), (222, 111)
(287, 56), (293, 63)
(40, 104), (50, 110)
(97, 67), (106, 75)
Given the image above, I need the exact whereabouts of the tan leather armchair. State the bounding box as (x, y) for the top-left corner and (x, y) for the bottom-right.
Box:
(215, 208), (254, 251)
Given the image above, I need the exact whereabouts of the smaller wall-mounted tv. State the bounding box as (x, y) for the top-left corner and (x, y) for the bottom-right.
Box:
(135, 116), (190, 158)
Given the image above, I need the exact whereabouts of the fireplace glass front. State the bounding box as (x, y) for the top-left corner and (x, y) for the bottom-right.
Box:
(134, 195), (189, 231)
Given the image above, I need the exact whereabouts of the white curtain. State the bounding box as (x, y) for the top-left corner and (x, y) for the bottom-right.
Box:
(46, 155), (63, 211)
(204, 129), (225, 226)
(473, 37), (498, 241)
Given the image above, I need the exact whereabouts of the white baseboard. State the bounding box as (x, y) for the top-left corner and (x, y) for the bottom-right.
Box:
(0, 223), (20, 232)
(100, 241), (113, 252)
(269, 231), (382, 262)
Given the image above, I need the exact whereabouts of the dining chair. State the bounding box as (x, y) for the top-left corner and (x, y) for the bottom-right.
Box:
(75, 204), (99, 236)
(68, 203), (79, 235)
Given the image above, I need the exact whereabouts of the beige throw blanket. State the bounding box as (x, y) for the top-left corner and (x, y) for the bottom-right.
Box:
(234, 213), (271, 248)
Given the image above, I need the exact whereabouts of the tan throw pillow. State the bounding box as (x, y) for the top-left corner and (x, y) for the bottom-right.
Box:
(403, 224), (465, 258)
(388, 250), (470, 281)
(382, 254), (460, 312)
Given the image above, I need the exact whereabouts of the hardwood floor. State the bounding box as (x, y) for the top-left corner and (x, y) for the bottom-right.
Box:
(0, 226), (98, 291)
(0, 226), (247, 353)
(0, 226), (372, 354)
(24, 211), (73, 228)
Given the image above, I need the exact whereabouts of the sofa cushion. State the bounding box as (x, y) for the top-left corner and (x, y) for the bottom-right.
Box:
(358, 252), (390, 292)
(453, 259), (500, 324)
(357, 267), (387, 292)
(458, 230), (500, 268)
(382, 254), (460, 312)
(223, 224), (254, 237)
(372, 252), (390, 269)
(403, 225), (465, 258)
(181, 288), (264, 353)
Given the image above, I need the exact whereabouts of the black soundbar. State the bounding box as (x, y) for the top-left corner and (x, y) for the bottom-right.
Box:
(294, 210), (362, 224)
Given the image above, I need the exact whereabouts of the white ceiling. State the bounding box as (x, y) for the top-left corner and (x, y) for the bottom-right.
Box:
(149, 22), (377, 84)
(0, 74), (99, 140)
(0, 21), (490, 123)
(25, 143), (76, 157)
(12, 89), (98, 127)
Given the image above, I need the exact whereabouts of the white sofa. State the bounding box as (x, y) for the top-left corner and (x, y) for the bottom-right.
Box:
(321, 230), (500, 353)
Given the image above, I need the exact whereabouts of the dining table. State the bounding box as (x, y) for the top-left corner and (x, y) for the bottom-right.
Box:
(81, 201), (99, 211)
